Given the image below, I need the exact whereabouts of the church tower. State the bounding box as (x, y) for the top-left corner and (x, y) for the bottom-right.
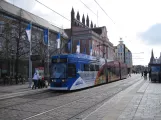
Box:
(150, 49), (154, 64)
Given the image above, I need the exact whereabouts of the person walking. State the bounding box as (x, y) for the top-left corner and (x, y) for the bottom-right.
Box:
(141, 71), (144, 77)
(32, 72), (39, 89)
(144, 70), (147, 80)
(128, 69), (131, 77)
(149, 69), (151, 81)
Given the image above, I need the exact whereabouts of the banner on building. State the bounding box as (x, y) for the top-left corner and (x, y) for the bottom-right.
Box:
(44, 29), (49, 45)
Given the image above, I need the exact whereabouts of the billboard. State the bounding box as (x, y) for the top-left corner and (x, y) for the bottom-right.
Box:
(35, 67), (44, 80)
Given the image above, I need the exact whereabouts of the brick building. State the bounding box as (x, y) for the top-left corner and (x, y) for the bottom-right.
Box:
(0, 0), (68, 79)
(65, 8), (115, 60)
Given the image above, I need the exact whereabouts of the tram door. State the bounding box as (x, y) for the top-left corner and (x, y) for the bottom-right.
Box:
(104, 67), (109, 83)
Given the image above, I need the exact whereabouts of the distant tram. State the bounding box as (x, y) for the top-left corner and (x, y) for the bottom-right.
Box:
(50, 53), (128, 90)
(149, 63), (161, 82)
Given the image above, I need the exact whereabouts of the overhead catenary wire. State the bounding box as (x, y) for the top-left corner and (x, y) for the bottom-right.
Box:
(79, 0), (97, 16)
(92, 0), (125, 40)
(35, 0), (71, 22)
(93, 0), (115, 24)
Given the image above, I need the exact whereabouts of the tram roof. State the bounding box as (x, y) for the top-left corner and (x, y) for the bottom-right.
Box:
(51, 53), (114, 63)
(52, 53), (96, 60)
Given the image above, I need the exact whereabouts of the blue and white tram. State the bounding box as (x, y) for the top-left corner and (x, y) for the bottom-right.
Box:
(49, 53), (127, 90)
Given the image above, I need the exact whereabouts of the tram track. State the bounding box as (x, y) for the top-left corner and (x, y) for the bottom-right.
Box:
(0, 90), (67, 109)
(67, 77), (143, 120)
(23, 76), (142, 120)
(0, 88), (49, 100)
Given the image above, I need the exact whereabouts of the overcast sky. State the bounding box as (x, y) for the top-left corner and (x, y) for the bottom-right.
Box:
(5, 0), (161, 65)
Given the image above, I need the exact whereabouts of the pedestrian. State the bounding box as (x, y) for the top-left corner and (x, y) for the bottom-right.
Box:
(149, 69), (151, 81)
(128, 72), (131, 77)
(32, 72), (39, 89)
(128, 69), (131, 77)
(38, 74), (43, 88)
(141, 72), (143, 77)
(144, 70), (147, 80)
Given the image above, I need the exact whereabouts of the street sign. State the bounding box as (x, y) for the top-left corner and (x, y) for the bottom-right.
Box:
(31, 55), (41, 61)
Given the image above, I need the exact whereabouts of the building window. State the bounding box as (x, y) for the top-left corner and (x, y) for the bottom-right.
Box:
(0, 21), (4, 34)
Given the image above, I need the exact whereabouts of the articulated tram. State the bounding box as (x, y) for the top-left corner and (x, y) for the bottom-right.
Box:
(49, 53), (128, 90)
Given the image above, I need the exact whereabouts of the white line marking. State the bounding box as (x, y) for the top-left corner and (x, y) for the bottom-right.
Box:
(23, 97), (86, 120)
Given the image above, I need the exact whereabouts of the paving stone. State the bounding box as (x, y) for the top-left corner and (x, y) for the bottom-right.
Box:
(0, 108), (35, 120)
(0, 75), (144, 120)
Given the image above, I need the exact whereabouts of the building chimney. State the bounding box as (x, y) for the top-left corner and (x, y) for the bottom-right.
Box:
(90, 21), (93, 28)
(82, 14), (85, 25)
(76, 11), (80, 21)
(86, 15), (89, 27)
(71, 7), (75, 27)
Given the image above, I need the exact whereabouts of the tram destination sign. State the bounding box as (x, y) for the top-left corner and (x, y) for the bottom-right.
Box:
(52, 58), (67, 63)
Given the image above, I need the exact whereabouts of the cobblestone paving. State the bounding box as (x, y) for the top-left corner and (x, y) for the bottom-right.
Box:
(81, 77), (145, 120)
(111, 81), (161, 120)
(133, 83), (161, 120)
(0, 75), (141, 120)
(0, 84), (30, 95)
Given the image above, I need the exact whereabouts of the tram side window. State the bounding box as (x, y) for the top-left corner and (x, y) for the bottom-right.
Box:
(95, 65), (99, 71)
(84, 64), (90, 71)
(89, 64), (95, 71)
(68, 64), (76, 78)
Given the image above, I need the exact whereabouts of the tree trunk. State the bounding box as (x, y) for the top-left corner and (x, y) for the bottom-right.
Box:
(7, 59), (10, 76)
(15, 21), (21, 84)
(15, 56), (19, 84)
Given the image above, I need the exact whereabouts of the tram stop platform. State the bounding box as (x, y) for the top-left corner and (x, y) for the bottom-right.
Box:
(83, 78), (161, 120)
(0, 82), (48, 100)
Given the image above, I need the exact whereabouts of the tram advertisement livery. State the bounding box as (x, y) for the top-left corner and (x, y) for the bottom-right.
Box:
(50, 53), (128, 90)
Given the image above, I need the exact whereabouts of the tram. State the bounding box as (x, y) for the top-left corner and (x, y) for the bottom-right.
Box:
(149, 63), (161, 82)
(49, 53), (128, 90)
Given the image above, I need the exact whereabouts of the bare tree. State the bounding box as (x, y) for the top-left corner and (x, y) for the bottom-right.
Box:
(0, 21), (15, 76)
(0, 18), (30, 84)
(0, 17), (69, 84)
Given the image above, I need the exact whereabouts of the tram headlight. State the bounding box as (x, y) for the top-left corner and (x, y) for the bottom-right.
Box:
(62, 79), (66, 82)
(52, 79), (56, 82)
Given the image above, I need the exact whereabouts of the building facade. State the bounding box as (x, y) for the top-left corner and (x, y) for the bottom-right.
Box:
(0, 0), (68, 78)
(65, 8), (115, 60)
(115, 39), (132, 72)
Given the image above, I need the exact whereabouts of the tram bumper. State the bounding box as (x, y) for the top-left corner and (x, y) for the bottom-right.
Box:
(49, 87), (68, 90)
